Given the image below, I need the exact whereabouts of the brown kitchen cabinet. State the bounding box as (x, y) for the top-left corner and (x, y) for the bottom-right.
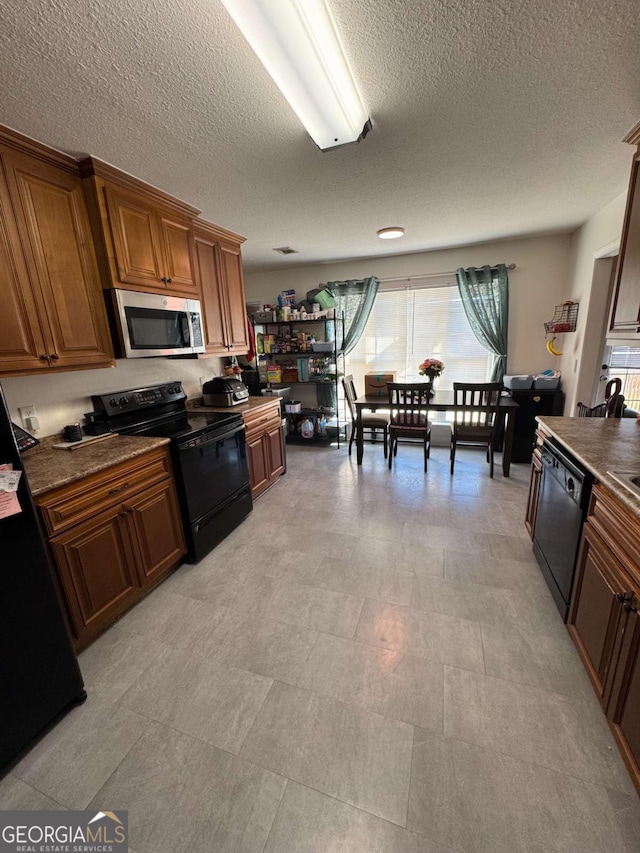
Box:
(193, 220), (250, 356)
(568, 483), (640, 794)
(243, 400), (285, 499)
(609, 125), (640, 335)
(81, 157), (199, 297)
(36, 446), (185, 649)
(0, 129), (114, 376)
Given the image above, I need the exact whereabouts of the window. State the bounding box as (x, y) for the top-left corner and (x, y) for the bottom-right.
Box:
(346, 279), (491, 419)
(608, 346), (640, 409)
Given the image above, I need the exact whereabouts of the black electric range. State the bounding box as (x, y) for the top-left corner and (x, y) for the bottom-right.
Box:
(92, 382), (252, 562)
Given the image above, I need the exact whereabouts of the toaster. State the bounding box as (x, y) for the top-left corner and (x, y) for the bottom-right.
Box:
(202, 377), (250, 407)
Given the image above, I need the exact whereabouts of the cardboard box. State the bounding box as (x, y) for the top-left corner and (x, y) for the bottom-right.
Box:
(364, 371), (396, 397)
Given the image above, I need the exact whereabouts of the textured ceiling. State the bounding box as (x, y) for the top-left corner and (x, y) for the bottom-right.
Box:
(1, 0), (639, 272)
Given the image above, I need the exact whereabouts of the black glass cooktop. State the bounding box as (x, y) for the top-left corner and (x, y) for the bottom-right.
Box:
(122, 412), (242, 442)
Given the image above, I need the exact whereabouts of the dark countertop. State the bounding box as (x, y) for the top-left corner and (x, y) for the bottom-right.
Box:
(537, 416), (640, 515)
(22, 434), (170, 496)
(187, 396), (281, 416)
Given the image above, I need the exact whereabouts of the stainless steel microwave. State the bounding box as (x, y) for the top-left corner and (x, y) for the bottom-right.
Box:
(108, 289), (205, 358)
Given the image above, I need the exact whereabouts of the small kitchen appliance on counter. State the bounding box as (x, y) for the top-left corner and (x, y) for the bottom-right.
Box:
(203, 377), (250, 407)
(92, 382), (252, 561)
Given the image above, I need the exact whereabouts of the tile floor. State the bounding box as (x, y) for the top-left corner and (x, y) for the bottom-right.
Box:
(3, 442), (640, 852)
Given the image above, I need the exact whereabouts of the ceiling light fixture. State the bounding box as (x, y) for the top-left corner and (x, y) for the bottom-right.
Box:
(377, 227), (405, 239)
(220, 0), (371, 151)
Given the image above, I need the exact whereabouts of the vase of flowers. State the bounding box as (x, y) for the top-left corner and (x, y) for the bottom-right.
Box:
(418, 358), (444, 395)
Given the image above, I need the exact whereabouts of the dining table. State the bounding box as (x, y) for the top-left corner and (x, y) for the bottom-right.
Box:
(353, 390), (519, 475)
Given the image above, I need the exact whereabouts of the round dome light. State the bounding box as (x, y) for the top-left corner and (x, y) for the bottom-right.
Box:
(377, 227), (405, 239)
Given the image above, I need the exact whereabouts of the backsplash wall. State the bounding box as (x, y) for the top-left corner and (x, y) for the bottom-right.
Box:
(1, 356), (224, 438)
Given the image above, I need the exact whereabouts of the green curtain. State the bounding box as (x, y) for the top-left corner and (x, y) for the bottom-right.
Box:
(456, 264), (509, 381)
(315, 276), (379, 410)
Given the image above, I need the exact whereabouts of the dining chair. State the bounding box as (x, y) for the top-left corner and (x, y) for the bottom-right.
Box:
(342, 375), (389, 458)
(450, 382), (502, 477)
(387, 382), (431, 471)
(577, 378), (625, 418)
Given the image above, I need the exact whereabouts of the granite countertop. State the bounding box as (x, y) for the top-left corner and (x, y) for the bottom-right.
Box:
(22, 434), (170, 496)
(187, 396), (280, 415)
(537, 416), (640, 515)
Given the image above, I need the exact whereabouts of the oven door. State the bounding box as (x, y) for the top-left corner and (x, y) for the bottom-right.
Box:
(177, 423), (250, 523)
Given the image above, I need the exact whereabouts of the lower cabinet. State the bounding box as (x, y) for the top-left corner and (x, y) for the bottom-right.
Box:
(568, 484), (640, 793)
(36, 446), (186, 649)
(243, 401), (285, 500)
(525, 428), (547, 539)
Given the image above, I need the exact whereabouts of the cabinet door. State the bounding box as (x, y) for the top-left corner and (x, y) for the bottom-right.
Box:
(525, 450), (542, 539)
(4, 151), (113, 371)
(194, 231), (229, 353)
(158, 211), (197, 294)
(610, 151), (640, 331)
(609, 607), (640, 781)
(246, 432), (270, 499)
(124, 479), (186, 590)
(266, 423), (285, 481)
(218, 240), (249, 353)
(568, 523), (628, 703)
(0, 157), (48, 374)
(105, 184), (164, 288)
(51, 505), (139, 646)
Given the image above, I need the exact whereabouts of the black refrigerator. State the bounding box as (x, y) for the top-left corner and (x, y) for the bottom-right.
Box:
(0, 383), (85, 770)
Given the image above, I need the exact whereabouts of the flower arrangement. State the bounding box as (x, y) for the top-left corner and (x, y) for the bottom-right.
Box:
(418, 358), (445, 380)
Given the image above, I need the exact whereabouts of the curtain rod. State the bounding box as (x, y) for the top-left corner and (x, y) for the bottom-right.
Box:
(377, 263), (516, 284)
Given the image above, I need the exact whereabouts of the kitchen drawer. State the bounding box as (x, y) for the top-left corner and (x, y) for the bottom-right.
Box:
(37, 447), (173, 536)
(243, 403), (281, 437)
(588, 484), (640, 584)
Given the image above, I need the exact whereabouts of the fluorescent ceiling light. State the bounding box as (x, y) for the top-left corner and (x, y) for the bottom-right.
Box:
(220, 0), (371, 151)
(377, 227), (405, 239)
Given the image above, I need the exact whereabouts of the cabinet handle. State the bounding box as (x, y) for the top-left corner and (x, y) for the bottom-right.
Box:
(617, 591), (638, 612)
(166, 277), (172, 284)
(160, 277), (167, 283)
(50, 353), (59, 360)
(39, 354), (49, 362)
(108, 482), (130, 495)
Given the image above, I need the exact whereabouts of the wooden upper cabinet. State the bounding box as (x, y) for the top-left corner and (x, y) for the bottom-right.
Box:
(81, 157), (199, 297)
(193, 221), (249, 356)
(0, 134), (114, 377)
(609, 124), (640, 334)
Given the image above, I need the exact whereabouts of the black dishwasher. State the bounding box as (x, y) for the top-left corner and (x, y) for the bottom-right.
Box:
(532, 440), (593, 621)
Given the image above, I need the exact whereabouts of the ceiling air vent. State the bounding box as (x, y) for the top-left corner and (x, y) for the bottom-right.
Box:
(273, 246), (299, 255)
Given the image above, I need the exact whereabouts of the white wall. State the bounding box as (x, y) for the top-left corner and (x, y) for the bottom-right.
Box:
(1, 355), (224, 438)
(245, 233), (573, 380)
(559, 191), (627, 413)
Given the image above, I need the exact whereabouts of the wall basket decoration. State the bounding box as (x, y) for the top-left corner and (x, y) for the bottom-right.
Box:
(544, 300), (579, 334)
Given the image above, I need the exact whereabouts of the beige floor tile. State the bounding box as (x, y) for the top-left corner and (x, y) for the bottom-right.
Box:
(481, 617), (595, 699)
(408, 730), (627, 853)
(355, 598), (485, 673)
(13, 694), (148, 809)
(489, 532), (540, 562)
(264, 781), (454, 853)
(260, 581), (364, 638)
(120, 647), (272, 754)
(403, 521), (491, 555)
(208, 609), (317, 684)
(78, 629), (167, 702)
(311, 557), (413, 605)
(346, 538), (446, 576)
(298, 632), (443, 730)
(0, 774), (64, 809)
(444, 665), (636, 795)
(240, 681), (413, 826)
(445, 548), (550, 594)
(106, 587), (228, 655)
(261, 549), (324, 584)
(607, 790), (640, 853)
(91, 722), (286, 853)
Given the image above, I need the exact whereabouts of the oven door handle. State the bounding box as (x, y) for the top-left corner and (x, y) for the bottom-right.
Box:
(178, 425), (244, 452)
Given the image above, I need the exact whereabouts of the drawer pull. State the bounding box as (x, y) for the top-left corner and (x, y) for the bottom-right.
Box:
(108, 482), (130, 495)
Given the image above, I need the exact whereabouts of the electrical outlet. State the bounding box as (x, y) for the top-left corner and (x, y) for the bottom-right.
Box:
(18, 405), (37, 428)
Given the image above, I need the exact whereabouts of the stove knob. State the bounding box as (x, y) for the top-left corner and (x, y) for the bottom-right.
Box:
(119, 396), (128, 406)
(109, 398), (117, 407)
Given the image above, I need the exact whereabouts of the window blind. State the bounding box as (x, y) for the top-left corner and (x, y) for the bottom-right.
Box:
(346, 281), (491, 407)
(609, 346), (640, 369)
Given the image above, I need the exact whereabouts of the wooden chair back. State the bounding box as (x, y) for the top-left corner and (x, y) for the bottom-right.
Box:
(342, 375), (357, 420)
(452, 382), (501, 430)
(387, 383), (431, 428)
